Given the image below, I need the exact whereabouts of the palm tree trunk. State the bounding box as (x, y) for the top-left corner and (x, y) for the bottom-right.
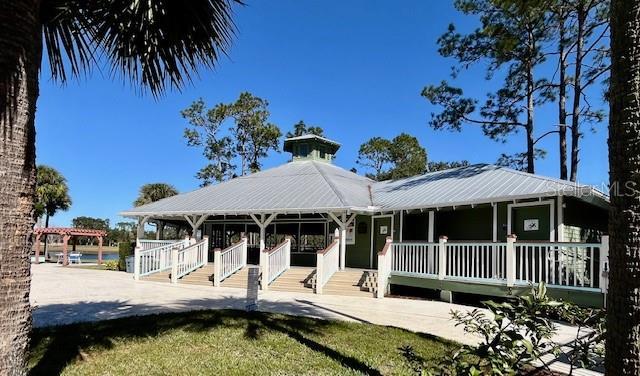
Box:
(0, 0), (41, 374)
(606, 0), (640, 373)
(43, 213), (49, 255)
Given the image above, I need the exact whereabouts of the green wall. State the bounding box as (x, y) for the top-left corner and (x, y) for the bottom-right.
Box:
(342, 215), (372, 269)
(511, 205), (552, 241)
(435, 205), (493, 240)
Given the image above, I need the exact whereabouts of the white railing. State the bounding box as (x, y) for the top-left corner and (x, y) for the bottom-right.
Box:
(316, 230), (340, 294)
(137, 239), (188, 278)
(138, 239), (179, 251)
(261, 237), (291, 289)
(175, 238), (209, 281)
(514, 242), (602, 289)
(213, 238), (247, 286)
(446, 242), (508, 282)
(377, 235), (610, 298)
(391, 242), (440, 277)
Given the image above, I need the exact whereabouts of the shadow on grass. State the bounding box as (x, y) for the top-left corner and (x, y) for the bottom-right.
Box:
(28, 298), (395, 375)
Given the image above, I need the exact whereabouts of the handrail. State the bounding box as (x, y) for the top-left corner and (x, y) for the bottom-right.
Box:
(214, 237), (247, 286)
(261, 237), (291, 288)
(137, 239), (188, 278)
(378, 236), (393, 256)
(138, 239), (180, 251)
(317, 239), (338, 255)
(315, 235), (340, 294)
(175, 238), (209, 280)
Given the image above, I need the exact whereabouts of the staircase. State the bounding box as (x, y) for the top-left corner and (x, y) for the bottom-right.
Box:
(320, 269), (378, 297)
(142, 271), (171, 283)
(220, 267), (250, 289)
(269, 267), (315, 293)
(179, 263), (215, 286)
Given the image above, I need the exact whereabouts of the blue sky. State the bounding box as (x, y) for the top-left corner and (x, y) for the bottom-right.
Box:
(36, 0), (609, 227)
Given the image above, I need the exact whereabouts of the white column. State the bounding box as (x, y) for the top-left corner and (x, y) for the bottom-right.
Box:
(506, 234), (517, 287)
(428, 211), (435, 243)
(213, 248), (221, 287)
(438, 236), (447, 280)
(171, 246), (179, 284)
(339, 213), (347, 270)
(557, 196), (564, 242)
(259, 225), (266, 253)
(492, 204), (498, 242)
(134, 216), (147, 281)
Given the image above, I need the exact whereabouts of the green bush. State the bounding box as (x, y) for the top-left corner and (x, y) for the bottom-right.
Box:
(118, 242), (134, 271)
(103, 260), (119, 271)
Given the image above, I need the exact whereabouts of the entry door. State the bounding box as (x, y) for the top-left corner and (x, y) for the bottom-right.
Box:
(372, 216), (392, 268)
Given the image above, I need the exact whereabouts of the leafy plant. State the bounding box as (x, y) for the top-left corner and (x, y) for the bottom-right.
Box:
(432, 283), (563, 375)
(103, 260), (119, 271)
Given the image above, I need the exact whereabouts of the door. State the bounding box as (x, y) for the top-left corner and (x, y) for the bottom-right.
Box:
(511, 205), (552, 241)
(372, 216), (392, 268)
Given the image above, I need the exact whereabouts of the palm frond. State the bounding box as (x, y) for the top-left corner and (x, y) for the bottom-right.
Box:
(90, 0), (240, 97)
(41, 0), (95, 82)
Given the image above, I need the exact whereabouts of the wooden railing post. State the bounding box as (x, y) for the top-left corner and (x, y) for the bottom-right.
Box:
(241, 234), (248, 268)
(285, 236), (291, 270)
(506, 235), (517, 287)
(134, 241), (141, 280)
(600, 235), (609, 295)
(438, 236), (447, 280)
(376, 236), (393, 299)
(260, 248), (269, 291)
(171, 245), (179, 284)
(203, 236), (209, 265)
(316, 251), (324, 294)
(213, 248), (221, 287)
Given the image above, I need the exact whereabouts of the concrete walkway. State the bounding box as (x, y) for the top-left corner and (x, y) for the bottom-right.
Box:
(30, 263), (602, 375)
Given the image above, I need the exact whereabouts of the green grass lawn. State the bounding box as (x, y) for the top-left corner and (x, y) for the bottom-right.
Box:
(27, 310), (456, 375)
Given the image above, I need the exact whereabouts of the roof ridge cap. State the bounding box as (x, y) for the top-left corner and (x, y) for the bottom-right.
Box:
(311, 161), (349, 207)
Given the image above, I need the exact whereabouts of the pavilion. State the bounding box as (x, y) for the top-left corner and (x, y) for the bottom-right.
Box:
(33, 227), (107, 266)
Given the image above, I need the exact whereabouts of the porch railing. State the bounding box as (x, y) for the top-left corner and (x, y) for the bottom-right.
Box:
(136, 239), (188, 278)
(315, 229), (340, 294)
(174, 238), (209, 281)
(261, 237), (291, 289)
(377, 235), (610, 298)
(391, 242), (440, 277)
(137, 239), (179, 251)
(213, 237), (247, 286)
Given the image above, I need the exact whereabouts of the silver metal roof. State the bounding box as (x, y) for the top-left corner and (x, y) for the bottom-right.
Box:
(121, 163), (608, 218)
(373, 164), (608, 210)
(121, 160), (374, 217)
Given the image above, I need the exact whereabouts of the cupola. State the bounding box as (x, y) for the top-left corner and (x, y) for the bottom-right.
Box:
(283, 134), (340, 163)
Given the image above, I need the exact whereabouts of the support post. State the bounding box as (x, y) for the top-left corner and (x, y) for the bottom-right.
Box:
(506, 234), (517, 287)
(134, 244), (141, 280)
(285, 236), (291, 270)
(376, 236), (393, 298)
(600, 235), (609, 295)
(438, 236), (447, 280)
(260, 247), (269, 290)
(213, 248), (221, 287)
(557, 195), (564, 242)
(34, 233), (41, 264)
(203, 235), (209, 265)
(340, 213), (347, 270)
(171, 246), (179, 284)
(241, 235), (248, 268)
(62, 234), (70, 266)
(97, 236), (103, 265)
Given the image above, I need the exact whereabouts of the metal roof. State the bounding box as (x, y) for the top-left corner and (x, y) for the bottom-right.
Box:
(373, 164), (608, 210)
(121, 160), (374, 217)
(121, 163), (608, 218)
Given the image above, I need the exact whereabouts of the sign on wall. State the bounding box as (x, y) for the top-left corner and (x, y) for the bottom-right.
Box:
(346, 224), (356, 245)
(380, 225), (388, 235)
(524, 219), (539, 231)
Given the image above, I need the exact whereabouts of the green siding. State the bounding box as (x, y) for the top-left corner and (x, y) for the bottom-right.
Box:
(435, 206), (493, 240)
(389, 275), (604, 308)
(563, 197), (607, 242)
(344, 215), (373, 269)
(511, 204), (552, 241)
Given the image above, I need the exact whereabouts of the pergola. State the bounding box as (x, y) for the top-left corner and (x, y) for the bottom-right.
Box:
(33, 227), (107, 266)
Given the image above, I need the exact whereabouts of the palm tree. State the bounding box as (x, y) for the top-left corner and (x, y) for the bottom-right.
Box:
(606, 0), (640, 374)
(134, 183), (179, 207)
(134, 183), (179, 239)
(35, 165), (72, 255)
(0, 1), (239, 373)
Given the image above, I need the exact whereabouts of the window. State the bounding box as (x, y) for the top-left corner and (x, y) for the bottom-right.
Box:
(298, 144), (308, 157)
(319, 149), (326, 159)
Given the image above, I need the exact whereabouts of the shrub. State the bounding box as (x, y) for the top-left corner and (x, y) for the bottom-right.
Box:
(103, 260), (119, 271)
(118, 242), (134, 271)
